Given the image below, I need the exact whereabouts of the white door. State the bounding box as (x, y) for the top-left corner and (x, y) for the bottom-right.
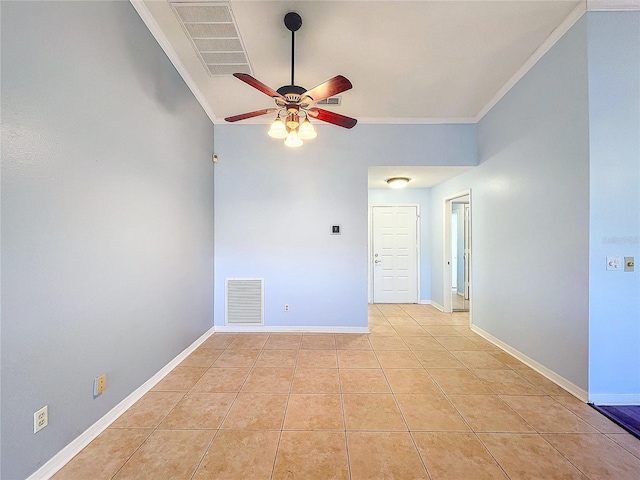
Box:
(372, 206), (418, 303)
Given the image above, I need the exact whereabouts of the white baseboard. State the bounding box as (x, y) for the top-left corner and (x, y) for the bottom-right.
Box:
(429, 301), (445, 312)
(589, 393), (640, 405)
(470, 325), (589, 402)
(214, 325), (370, 333)
(419, 300), (432, 305)
(28, 327), (216, 480)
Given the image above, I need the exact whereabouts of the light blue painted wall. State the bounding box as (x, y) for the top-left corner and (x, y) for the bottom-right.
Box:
(368, 188), (432, 302)
(430, 17), (591, 390)
(587, 12), (640, 403)
(1, 2), (214, 478)
(214, 124), (476, 328)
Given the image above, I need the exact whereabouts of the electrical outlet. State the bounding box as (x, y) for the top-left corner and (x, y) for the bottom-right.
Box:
(284, 304), (290, 312)
(34, 405), (48, 433)
(94, 374), (107, 396)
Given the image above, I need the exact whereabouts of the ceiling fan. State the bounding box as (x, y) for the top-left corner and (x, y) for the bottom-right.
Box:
(224, 12), (357, 146)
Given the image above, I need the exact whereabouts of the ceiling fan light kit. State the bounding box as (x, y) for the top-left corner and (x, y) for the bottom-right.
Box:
(387, 177), (411, 189)
(224, 12), (357, 147)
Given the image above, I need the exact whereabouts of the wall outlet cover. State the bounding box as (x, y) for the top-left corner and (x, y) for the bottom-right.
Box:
(34, 405), (48, 433)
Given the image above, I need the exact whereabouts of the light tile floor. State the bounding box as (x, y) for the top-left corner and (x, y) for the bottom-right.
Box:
(54, 305), (640, 480)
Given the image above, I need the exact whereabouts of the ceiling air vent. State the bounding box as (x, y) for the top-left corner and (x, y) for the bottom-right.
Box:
(170, 2), (252, 76)
(316, 97), (341, 106)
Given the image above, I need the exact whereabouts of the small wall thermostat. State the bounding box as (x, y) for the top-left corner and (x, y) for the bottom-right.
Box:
(331, 225), (341, 235)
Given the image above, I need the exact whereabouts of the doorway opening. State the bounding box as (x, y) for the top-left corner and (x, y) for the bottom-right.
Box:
(443, 191), (471, 313)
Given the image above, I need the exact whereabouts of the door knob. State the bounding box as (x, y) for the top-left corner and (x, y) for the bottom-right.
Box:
(375, 259), (381, 264)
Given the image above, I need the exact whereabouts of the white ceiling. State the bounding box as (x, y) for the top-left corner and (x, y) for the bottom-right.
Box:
(134, 0), (590, 188)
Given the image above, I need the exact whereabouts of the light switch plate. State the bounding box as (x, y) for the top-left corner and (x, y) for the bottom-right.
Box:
(606, 256), (621, 271)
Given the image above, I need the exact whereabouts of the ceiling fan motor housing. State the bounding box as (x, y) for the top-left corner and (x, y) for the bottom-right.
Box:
(284, 12), (302, 32)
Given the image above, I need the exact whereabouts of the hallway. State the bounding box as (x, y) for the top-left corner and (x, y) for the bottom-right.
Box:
(54, 305), (640, 479)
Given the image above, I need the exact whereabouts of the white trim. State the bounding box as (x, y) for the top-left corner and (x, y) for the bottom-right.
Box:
(429, 301), (445, 312)
(587, 0), (640, 11)
(589, 393), (640, 405)
(471, 325), (589, 402)
(129, 0), (217, 124)
(474, 1), (587, 122)
(418, 300), (432, 305)
(443, 190), (472, 314)
(214, 325), (369, 333)
(27, 327), (215, 480)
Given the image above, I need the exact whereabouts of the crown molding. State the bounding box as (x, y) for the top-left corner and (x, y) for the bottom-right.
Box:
(587, 0), (640, 10)
(129, 0), (218, 123)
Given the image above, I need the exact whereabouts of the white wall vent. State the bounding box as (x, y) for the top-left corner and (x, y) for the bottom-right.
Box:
(226, 278), (264, 325)
(316, 97), (341, 106)
(170, 2), (252, 76)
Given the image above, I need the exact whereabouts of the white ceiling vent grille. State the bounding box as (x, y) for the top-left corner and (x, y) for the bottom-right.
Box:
(170, 2), (251, 76)
(226, 279), (264, 325)
(316, 97), (341, 106)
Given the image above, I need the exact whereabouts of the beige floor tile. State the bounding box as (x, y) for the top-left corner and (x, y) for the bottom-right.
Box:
(412, 432), (507, 480)
(296, 349), (338, 368)
(428, 368), (493, 394)
(413, 317), (448, 326)
(414, 350), (465, 368)
(110, 392), (184, 428)
(403, 336), (446, 351)
(283, 394), (344, 430)
(212, 349), (260, 367)
(451, 325), (477, 336)
(240, 367), (294, 393)
(552, 395), (627, 433)
(376, 350), (423, 369)
(423, 325), (465, 336)
(452, 351), (509, 369)
(227, 333), (269, 350)
(179, 347), (225, 368)
(334, 333), (372, 350)
(468, 336), (501, 350)
(544, 433), (640, 480)
(202, 334), (237, 349)
(53, 429), (152, 480)
(292, 368), (340, 393)
(191, 367), (250, 393)
(337, 349), (380, 368)
(435, 336), (482, 350)
(472, 369), (543, 395)
(273, 431), (349, 480)
(607, 433), (640, 459)
(340, 368), (390, 393)
(193, 430), (279, 480)
(343, 394), (407, 431)
(347, 432), (428, 479)
(158, 392), (235, 429)
(393, 325), (430, 337)
(369, 336), (410, 351)
(395, 394), (470, 431)
(221, 393), (288, 430)
(517, 369), (570, 395)
(488, 350), (529, 369)
(499, 395), (598, 433)
(301, 334), (336, 349)
(386, 316), (419, 326)
(448, 395), (535, 432)
(263, 334), (302, 350)
(255, 349), (298, 368)
(384, 368), (441, 394)
(478, 433), (587, 479)
(152, 366), (207, 392)
(369, 324), (399, 336)
(112, 429), (214, 480)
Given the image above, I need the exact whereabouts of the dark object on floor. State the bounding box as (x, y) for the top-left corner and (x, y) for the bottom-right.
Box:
(591, 404), (640, 439)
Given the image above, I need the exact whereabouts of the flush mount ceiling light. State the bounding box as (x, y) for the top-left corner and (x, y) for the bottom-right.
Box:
(387, 177), (410, 189)
(224, 12), (357, 147)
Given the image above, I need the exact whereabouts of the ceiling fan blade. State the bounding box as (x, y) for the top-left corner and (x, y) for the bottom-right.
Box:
(302, 75), (353, 103)
(307, 108), (357, 129)
(225, 108), (277, 123)
(233, 73), (283, 99)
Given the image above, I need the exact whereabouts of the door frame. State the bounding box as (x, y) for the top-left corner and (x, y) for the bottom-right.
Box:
(368, 204), (421, 304)
(443, 190), (472, 314)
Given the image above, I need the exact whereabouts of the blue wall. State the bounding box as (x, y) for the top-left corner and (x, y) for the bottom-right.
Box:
(213, 124), (476, 329)
(587, 11), (640, 404)
(430, 16), (591, 392)
(1, 2), (214, 478)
